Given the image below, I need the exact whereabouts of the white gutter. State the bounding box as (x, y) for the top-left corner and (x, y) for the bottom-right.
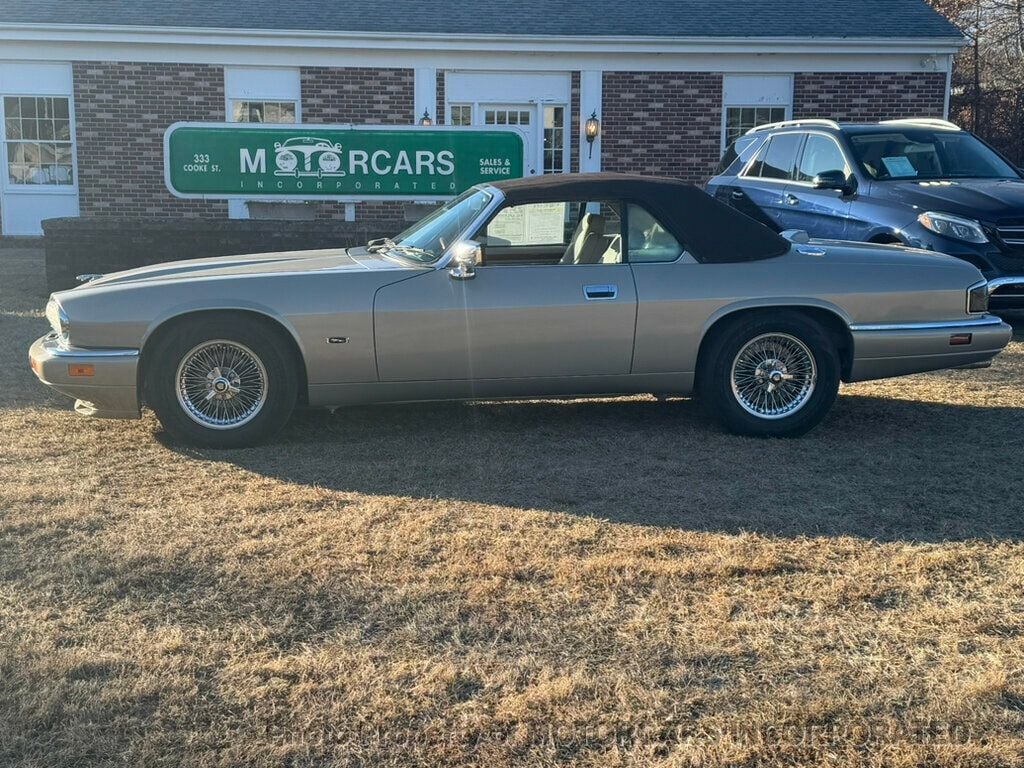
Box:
(0, 22), (968, 56)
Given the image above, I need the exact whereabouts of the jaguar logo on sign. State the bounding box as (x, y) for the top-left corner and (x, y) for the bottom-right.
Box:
(164, 122), (527, 201)
(273, 137), (346, 178)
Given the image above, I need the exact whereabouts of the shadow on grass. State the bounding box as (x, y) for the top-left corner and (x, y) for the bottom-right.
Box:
(165, 392), (1024, 544)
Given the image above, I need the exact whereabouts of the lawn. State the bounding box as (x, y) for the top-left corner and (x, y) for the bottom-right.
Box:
(1, 247), (1023, 767)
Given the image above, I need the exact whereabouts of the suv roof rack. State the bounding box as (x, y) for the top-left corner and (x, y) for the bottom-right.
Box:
(879, 118), (960, 130)
(746, 119), (840, 135)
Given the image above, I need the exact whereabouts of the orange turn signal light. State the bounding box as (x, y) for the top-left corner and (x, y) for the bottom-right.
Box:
(949, 333), (973, 346)
(68, 364), (95, 377)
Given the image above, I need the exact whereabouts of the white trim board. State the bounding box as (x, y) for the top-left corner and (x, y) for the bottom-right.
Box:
(0, 24), (962, 72)
(0, 43), (957, 75)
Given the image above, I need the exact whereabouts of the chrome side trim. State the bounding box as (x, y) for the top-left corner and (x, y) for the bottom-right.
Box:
(42, 333), (139, 358)
(849, 316), (1005, 333)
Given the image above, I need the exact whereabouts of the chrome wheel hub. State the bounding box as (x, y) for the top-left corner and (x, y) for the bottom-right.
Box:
(731, 333), (817, 420)
(175, 341), (268, 430)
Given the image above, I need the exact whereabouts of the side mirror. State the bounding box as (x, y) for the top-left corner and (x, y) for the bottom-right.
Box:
(449, 240), (482, 281)
(812, 170), (853, 195)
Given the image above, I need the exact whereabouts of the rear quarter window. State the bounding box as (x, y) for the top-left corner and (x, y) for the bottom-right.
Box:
(717, 134), (766, 176)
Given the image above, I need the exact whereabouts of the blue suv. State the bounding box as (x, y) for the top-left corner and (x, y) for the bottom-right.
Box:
(706, 118), (1024, 309)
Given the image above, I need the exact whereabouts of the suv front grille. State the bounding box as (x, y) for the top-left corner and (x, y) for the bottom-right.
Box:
(992, 218), (1024, 255)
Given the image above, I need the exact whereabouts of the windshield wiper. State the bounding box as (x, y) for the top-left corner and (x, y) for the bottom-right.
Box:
(367, 238), (435, 262)
(387, 244), (435, 261)
(367, 237), (398, 253)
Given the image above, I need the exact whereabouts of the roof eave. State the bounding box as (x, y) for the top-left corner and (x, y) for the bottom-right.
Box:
(0, 22), (968, 54)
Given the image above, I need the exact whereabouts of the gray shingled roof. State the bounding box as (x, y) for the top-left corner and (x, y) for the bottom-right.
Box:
(0, 0), (963, 39)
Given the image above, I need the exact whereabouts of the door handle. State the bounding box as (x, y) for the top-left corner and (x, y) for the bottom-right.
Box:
(784, 193), (800, 206)
(731, 190), (745, 200)
(584, 284), (618, 301)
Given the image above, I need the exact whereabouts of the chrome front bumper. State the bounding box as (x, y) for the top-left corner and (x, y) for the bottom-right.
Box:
(988, 276), (1024, 307)
(29, 332), (141, 419)
(847, 315), (1013, 382)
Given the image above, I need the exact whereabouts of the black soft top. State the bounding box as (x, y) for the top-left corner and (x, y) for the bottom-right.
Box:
(488, 173), (790, 263)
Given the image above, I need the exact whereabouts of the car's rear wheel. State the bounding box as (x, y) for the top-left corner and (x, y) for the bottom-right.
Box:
(698, 312), (840, 437)
(145, 317), (298, 448)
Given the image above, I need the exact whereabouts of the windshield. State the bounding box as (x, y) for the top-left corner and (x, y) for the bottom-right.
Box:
(386, 187), (494, 263)
(848, 130), (1019, 181)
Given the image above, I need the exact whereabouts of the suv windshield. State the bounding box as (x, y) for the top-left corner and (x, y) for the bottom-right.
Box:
(386, 187), (494, 264)
(848, 129), (1019, 181)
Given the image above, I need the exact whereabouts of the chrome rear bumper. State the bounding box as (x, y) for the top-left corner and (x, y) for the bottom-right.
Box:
(847, 315), (1012, 382)
(29, 332), (141, 419)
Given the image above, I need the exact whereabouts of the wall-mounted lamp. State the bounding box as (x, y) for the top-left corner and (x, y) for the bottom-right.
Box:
(419, 109), (433, 126)
(585, 110), (601, 158)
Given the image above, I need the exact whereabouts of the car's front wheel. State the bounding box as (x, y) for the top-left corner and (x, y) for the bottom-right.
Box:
(145, 316), (298, 448)
(698, 311), (840, 438)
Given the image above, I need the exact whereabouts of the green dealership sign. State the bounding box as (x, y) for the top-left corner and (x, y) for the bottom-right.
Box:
(164, 122), (526, 201)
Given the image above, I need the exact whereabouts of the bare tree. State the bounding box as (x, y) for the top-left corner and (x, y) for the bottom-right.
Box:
(930, 0), (1024, 162)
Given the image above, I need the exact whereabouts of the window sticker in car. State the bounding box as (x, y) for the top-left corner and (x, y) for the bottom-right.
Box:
(881, 156), (918, 177)
(488, 202), (568, 246)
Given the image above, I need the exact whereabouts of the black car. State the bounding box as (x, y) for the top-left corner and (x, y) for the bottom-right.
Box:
(706, 118), (1024, 309)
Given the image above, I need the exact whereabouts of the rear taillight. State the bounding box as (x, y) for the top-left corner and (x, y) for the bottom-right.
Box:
(968, 281), (989, 314)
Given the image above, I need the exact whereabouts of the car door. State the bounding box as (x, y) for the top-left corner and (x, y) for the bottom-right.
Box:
(726, 132), (804, 232)
(373, 200), (637, 383)
(783, 132), (854, 239)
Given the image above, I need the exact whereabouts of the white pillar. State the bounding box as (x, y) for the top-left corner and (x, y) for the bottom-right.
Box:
(414, 67), (437, 125)
(579, 70), (603, 173)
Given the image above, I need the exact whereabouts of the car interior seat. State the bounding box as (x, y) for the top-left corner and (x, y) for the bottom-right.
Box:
(562, 213), (611, 265)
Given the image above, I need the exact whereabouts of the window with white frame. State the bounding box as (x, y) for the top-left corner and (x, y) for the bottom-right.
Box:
(449, 104), (472, 126)
(721, 75), (793, 151)
(4, 96), (74, 186)
(723, 106), (788, 148)
(223, 68), (302, 220)
(230, 100), (297, 124)
(483, 107), (532, 127)
(542, 106), (567, 174)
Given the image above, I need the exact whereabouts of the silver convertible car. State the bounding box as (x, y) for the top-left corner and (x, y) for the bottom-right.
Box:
(30, 174), (1012, 447)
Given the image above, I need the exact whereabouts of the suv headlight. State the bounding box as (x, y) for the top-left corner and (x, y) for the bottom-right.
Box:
(918, 212), (989, 244)
(45, 297), (70, 340)
(967, 281), (989, 314)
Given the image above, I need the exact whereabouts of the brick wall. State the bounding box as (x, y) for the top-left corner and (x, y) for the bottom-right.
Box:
(436, 70), (446, 126)
(601, 72), (723, 185)
(73, 62), (227, 218)
(300, 67), (414, 124)
(300, 66), (415, 221)
(793, 72), (947, 122)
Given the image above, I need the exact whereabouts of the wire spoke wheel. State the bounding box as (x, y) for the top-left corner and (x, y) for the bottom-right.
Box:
(175, 340), (268, 430)
(730, 333), (817, 420)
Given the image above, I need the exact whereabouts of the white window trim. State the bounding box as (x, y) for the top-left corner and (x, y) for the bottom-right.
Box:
(0, 92), (79, 196)
(720, 74), (794, 152)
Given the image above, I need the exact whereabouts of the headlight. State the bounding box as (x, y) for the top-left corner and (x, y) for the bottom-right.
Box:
(967, 281), (989, 314)
(45, 297), (70, 339)
(917, 212), (989, 244)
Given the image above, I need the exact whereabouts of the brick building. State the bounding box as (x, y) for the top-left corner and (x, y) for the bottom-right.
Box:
(0, 0), (963, 235)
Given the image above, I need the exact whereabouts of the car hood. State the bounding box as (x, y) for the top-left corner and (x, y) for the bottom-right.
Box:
(72, 247), (413, 289)
(871, 177), (1024, 222)
(798, 238), (984, 276)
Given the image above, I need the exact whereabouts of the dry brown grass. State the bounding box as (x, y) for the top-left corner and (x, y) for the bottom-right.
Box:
(1, 247), (1023, 767)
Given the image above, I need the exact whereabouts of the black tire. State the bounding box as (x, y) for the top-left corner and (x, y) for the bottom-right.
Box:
(144, 316), (298, 448)
(697, 311), (840, 438)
